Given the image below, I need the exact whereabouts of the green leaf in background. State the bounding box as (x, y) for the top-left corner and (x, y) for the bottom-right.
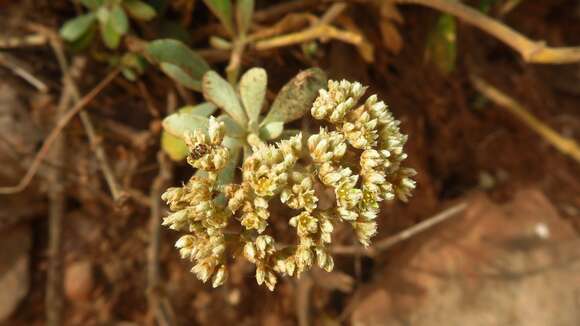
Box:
(160, 62), (202, 91)
(425, 14), (457, 75)
(239, 67), (266, 124)
(146, 39), (210, 87)
(60, 13), (96, 42)
(110, 5), (129, 35)
(123, 0), (157, 21)
(478, 0), (500, 13)
(121, 52), (148, 74)
(217, 115), (245, 138)
(160, 103), (217, 160)
(68, 24), (96, 52)
(203, 0), (235, 36)
(259, 121), (284, 140)
(203, 70), (248, 127)
(217, 137), (242, 185)
(236, 0), (254, 35)
(162, 111), (209, 139)
(101, 16), (122, 49)
(261, 68), (327, 126)
(161, 130), (189, 161)
(80, 0), (104, 10)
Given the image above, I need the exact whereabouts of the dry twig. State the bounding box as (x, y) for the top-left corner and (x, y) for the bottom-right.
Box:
(0, 52), (48, 92)
(296, 273), (313, 326)
(471, 76), (580, 163)
(46, 70), (74, 326)
(395, 0), (580, 64)
(0, 33), (48, 48)
(332, 202), (468, 256)
(49, 37), (124, 202)
(147, 94), (176, 326)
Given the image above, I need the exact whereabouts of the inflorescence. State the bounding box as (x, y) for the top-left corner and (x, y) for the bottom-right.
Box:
(161, 79), (416, 290)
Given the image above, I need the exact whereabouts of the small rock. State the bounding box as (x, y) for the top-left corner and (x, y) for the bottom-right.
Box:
(351, 290), (390, 326)
(351, 189), (580, 326)
(0, 224), (31, 322)
(65, 260), (94, 301)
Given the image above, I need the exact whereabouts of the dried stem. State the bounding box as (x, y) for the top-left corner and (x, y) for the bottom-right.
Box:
(49, 37), (124, 202)
(395, 0), (580, 64)
(0, 52), (48, 92)
(254, 22), (363, 51)
(147, 151), (174, 326)
(46, 71), (74, 326)
(296, 273), (313, 326)
(332, 202), (468, 256)
(471, 76), (580, 163)
(147, 92), (177, 326)
(0, 33), (48, 48)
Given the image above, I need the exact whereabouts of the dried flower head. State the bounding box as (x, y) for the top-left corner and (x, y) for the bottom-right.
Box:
(161, 79), (415, 291)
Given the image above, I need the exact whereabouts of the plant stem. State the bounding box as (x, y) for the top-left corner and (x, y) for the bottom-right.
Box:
(396, 0), (580, 64)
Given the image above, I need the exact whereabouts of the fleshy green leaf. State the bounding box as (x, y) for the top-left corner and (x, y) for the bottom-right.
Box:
(425, 14), (457, 75)
(236, 0), (254, 35)
(60, 13), (96, 42)
(261, 68), (327, 126)
(217, 137), (242, 185)
(80, 0), (104, 10)
(279, 128), (301, 139)
(239, 67), (266, 124)
(161, 130), (189, 161)
(217, 114), (245, 138)
(259, 121), (283, 140)
(203, 0), (235, 36)
(123, 0), (157, 21)
(162, 111), (209, 139)
(180, 102), (218, 117)
(68, 24), (96, 52)
(160, 62), (202, 91)
(110, 5), (129, 35)
(146, 39), (210, 85)
(202, 70), (248, 127)
(101, 16), (122, 49)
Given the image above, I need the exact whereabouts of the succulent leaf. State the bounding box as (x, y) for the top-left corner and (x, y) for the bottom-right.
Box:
(236, 0), (254, 35)
(161, 131), (189, 161)
(259, 121), (284, 140)
(261, 68), (327, 126)
(60, 13), (96, 42)
(162, 111), (209, 139)
(123, 0), (157, 21)
(239, 67), (267, 124)
(146, 39), (210, 87)
(203, 70), (248, 127)
(203, 0), (235, 36)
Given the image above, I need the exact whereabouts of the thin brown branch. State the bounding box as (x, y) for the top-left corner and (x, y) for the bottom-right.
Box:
(0, 33), (48, 48)
(49, 38), (124, 202)
(147, 152), (174, 326)
(0, 51), (48, 92)
(147, 93), (177, 326)
(254, 24), (363, 51)
(471, 76), (580, 163)
(395, 0), (580, 64)
(332, 202), (468, 256)
(296, 273), (313, 326)
(46, 71), (74, 326)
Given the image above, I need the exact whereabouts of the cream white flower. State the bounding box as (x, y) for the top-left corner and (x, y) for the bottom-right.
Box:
(162, 77), (415, 290)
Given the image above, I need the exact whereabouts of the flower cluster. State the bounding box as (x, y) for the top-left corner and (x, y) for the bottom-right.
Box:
(309, 80), (416, 245)
(161, 80), (415, 291)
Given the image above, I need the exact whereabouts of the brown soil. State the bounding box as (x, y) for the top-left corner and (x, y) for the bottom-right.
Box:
(0, 0), (579, 325)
